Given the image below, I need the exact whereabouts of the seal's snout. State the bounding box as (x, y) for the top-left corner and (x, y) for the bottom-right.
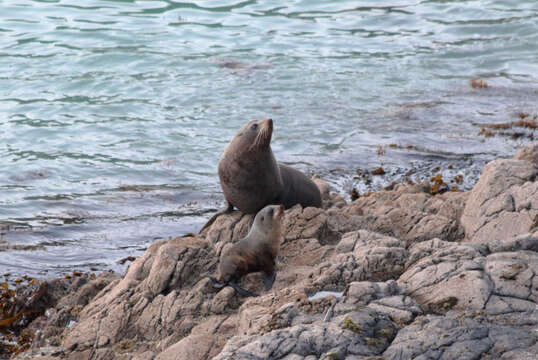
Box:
(264, 118), (273, 131)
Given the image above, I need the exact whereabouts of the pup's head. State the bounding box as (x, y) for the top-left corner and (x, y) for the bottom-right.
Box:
(252, 204), (284, 237)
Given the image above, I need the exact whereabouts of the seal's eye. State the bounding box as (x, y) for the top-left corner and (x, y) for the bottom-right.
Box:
(268, 208), (274, 216)
(251, 123), (258, 131)
(260, 216), (264, 222)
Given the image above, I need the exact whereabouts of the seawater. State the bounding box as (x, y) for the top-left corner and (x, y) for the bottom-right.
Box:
(1, 0), (537, 280)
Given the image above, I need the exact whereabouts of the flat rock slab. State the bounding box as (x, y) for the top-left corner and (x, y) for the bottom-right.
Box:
(461, 158), (538, 243)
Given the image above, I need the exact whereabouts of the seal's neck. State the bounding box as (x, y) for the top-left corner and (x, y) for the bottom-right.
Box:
(247, 220), (281, 251)
(247, 221), (266, 238)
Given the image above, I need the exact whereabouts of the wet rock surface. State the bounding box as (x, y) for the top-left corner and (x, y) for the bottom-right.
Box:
(7, 142), (538, 360)
(1, 272), (118, 359)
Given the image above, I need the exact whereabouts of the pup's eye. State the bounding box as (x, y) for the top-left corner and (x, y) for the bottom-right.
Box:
(251, 124), (258, 130)
(260, 216), (264, 222)
(268, 208), (274, 216)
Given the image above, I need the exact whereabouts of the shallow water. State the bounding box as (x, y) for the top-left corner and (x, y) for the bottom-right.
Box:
(1, 0), (537, 280)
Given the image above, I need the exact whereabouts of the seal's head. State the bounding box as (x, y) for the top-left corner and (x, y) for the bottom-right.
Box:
(229, 118), (273, 154)
(250, 204), (284, 240)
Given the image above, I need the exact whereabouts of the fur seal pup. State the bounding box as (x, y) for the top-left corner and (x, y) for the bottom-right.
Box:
(209, 204), (284, 297)
(200, 118), (321, 233)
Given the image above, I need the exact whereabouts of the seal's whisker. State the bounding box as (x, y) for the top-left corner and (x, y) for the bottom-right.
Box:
(259, 126), (268, 147)
(249, 131), (262, 152)
(252, 134), (260, 150)
(248, 122), (271, 152)
(256, 127), (265, 148)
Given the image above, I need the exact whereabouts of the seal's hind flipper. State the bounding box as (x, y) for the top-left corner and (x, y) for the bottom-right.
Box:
(229, 281), (259, 297)
(199, 201), (234, 234)
(262, 271), (276, 290)
(208, 276), (225, 289)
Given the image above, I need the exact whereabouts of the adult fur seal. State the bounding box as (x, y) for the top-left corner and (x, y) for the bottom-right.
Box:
(200, 118), (321, 232)
(209, 204), (284, 297)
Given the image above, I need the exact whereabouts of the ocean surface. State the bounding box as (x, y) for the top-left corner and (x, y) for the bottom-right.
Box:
(1, 0), (537, 281)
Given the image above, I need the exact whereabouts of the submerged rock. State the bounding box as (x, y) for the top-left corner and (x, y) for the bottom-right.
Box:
(10, 142), (538, 360)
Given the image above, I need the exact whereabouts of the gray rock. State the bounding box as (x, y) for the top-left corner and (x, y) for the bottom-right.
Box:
(214, 308), (397, 360)
(60, 237), (216, 357)
(399, 241), (492, 313)
(338, 189), (467, 244)
(383, 311), (537, 360)
(282, 205), (339, 245)
(399, 234), (538, 317)
(514, 141), (538, 166)
(312, 231), (408, 291)
(461, 158), (538, 243)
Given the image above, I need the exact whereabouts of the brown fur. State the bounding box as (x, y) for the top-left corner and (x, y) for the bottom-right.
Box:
(198, 119), (321, 234)
(215, 205), (284, 291)
(218, 119), (321, 215)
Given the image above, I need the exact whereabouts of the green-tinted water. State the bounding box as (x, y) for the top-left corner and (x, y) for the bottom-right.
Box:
(1, 0), (537, 279)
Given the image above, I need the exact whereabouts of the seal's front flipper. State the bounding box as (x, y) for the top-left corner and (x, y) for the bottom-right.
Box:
(198, 201), (234, 234)
(262, 271), (276, 290)
(229, 281), (259, 297)
(208, 276), (225, 289)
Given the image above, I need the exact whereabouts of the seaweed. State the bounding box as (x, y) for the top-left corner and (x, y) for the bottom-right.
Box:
(349, 188), (360, 201)
(371, 168), (385, 176)
(470, 79), (488, 89)
(430, 174), (448, 195)
(1, 277), (52, 357)
(476, 113), (537, 139)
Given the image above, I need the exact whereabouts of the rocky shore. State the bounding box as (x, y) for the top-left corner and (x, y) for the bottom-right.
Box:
(4, 142), (538, 360)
